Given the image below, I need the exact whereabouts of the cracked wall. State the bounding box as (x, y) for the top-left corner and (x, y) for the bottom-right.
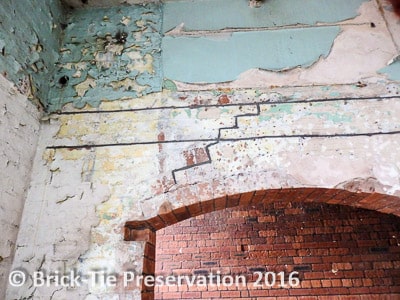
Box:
(8, 84), (400, 299)
(4, 0), (400, 299)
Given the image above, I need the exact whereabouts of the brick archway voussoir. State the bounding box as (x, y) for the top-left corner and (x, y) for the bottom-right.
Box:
(124, 187), (400, 241)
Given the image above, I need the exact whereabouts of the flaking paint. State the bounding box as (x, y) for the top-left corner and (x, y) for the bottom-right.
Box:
(163, 0), (367, 32)
(47, 4), (163, 112)
(0, 0), (64, 106)
(379, 61), (400, 81)
(162, 27), (341, 83)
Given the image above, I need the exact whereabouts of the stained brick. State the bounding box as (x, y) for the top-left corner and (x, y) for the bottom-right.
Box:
(186, 201), (202, 218)
(238, 191), (255, 206)
(225, 193), (240, 208)
(214, 196), (227, 210)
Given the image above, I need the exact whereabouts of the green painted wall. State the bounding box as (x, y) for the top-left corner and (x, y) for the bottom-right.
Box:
(379, 61), (400, 81)
(0, 0), (64, 107)
(47, 4), (163, 112)
(163, 0), (368, 32)
(1, 0), (394, 111)
(162, 26), (340, 83)
(161, 0), (368, 84)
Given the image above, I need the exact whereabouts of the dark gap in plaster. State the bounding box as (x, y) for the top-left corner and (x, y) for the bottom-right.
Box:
(114, 30), (128, 44)
(58, 75), (69, 87)
(1, 47), (4, 56)
(81, 0), (88, 4)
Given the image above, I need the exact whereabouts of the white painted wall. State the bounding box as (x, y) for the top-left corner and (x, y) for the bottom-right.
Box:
(0, 75), (41, 298)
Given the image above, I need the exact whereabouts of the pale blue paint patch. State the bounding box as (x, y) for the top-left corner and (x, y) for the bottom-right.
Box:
(313, 112), (352, 123)
(47, 4), (162, 112)
(379, 61), (400, 81)
(0, 0), (64, 106)
(163, 79), (178, 91)
(185, 109), (192, 117)
(162, 26), (340, 83)
(163, 0), (367, 32)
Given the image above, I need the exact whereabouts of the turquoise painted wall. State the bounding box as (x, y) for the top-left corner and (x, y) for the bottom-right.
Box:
(47, 4), (163, 111)
(162, 27), (340, 83)
(2, 0), (393, 111)
(379, 61), (400, 81)
(0, 0), (64, 107)
(161, 0), (368, 84)
(163, 0), (367, 32)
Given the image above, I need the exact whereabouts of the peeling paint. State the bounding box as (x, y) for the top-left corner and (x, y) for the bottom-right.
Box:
(163, 0), (367, 32)
(47, 4), (162, 112)
(4, 1), (400, 299)
(0, 75), (41, 299)
(162, 27), (340, 83)
(0, 0), (64, 106)
(379, 61), (400, 81)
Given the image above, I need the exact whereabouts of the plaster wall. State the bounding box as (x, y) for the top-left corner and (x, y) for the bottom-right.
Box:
(3, 0), (400, 299)
(0, 0), (64, 108)
(0, 75), (41, 299)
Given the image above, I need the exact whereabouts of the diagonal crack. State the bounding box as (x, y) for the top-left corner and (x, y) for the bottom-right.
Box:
(171, 103), (261, 184)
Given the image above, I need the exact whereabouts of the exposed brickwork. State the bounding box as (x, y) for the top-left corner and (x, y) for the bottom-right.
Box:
(124, 189), (400, 239)
(155, 201), (400, 299)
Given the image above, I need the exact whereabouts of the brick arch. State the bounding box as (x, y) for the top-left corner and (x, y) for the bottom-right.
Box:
(124, 188), (400, 300)
(124, 188), (400, 238)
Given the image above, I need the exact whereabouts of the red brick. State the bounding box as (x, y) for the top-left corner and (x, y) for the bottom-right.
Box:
(172, 206), (191, 222)
(156, 199), (400, 299)
(214, 196), (227, 210)
(160, 292), (181, 299)
(224, 193), (240, 208)
(159, 211), (178, 226)
(201, 291), (221, 298)
(238, 191), (255, 206)
(186, 202), (203, 218)
(181, 291), (201, 298)
(220, 291), (241, 298)
(201, 199), (214, 214)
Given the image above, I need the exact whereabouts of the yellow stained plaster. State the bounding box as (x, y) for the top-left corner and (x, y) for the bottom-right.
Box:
(58, 149), (88, 160)
(110, 78), (148, 94)
(57, 114), (88, 138)
(101, 160), (116, 172)
(42, 149), (56, 164)
(75, 77), (97, 97)
(126, 52), (154, 74)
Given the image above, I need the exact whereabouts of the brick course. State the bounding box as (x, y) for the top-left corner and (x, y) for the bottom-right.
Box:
(155, 201), (400, 299)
